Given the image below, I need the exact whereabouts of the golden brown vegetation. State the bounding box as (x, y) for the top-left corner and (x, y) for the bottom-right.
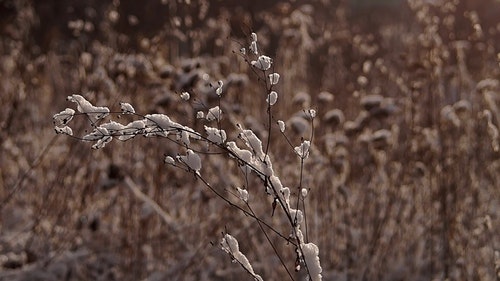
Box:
(1, 0), (499, 280)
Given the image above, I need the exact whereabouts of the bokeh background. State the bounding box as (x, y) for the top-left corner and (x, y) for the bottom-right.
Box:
(1, 0), (499, 280)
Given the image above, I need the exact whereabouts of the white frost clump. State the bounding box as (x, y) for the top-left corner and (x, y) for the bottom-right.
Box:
(216, 80), (223, 96)
(164, 156), (175, 165)
(144, 114), (178, 130)
(278, 120), (286, 133)
(309, 109), (317, 118)
(91, 135), (112, 149)
(250, 41), (258, 55)
(280, 185), (291, 207)
(67, 94), (109, 122)
(100, 120), (126, 134)
(180, 92), (190, 101)
(119, 102), (135, 114)
(290, 208), (304, 225)
(53, 108), (75, 127)
(251, 32), (258, 42)
(54, 126), (73, 136)
(240, 129), (265, 159)
(301, 188), (308, 198)
(205, 126), (227, 144)
(178, 149), (202, 172)
(251, 55), (272, 71)
(236, 187), (249, 202)
(221, 234), (263, 281)
(267, 91), (278, 105)
(301, 243), (323, 281)
(83, 127), (109, 141)
(294, 140), (311, 159)
(143, 114), (197, 142)
(206, 106), (222, 122)
(119, 120), (145, 140)
(196, 111), (205, 119)
(249, 32), (258, 55)
(268, 73), (280, 85)
(226, 141), (253, 163)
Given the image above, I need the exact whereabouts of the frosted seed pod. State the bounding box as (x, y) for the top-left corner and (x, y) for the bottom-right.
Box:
(53, 108), (76, 126)
(54, 126), (73, 136)
(216, 80), (223, 96)
(179, 149), (202, 172)
(206, 106), (222, 121)
(236, 187), (249, 202)
(251, 32), (258, 42)
(294, 140), (311, 159)
(164, 156), (175, 165)
(249, 41), (258, 55)
(205, 126), (227, 144)
(277, 120), (286, 133)
(251, 55), (272, 71)
(180, 92), (190, 101)
(301, 188), (308, 198)
(269, 73), (280, 85)
(267, 91), (278, 105)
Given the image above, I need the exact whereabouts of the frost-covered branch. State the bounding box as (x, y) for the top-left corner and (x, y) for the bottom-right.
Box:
(53, 32), (322, 281)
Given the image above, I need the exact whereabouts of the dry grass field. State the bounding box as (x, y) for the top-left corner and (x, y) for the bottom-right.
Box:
(1, 0), (499, 280)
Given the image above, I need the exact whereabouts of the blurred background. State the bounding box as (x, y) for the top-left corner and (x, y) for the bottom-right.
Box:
(1, 0), (499, 280)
